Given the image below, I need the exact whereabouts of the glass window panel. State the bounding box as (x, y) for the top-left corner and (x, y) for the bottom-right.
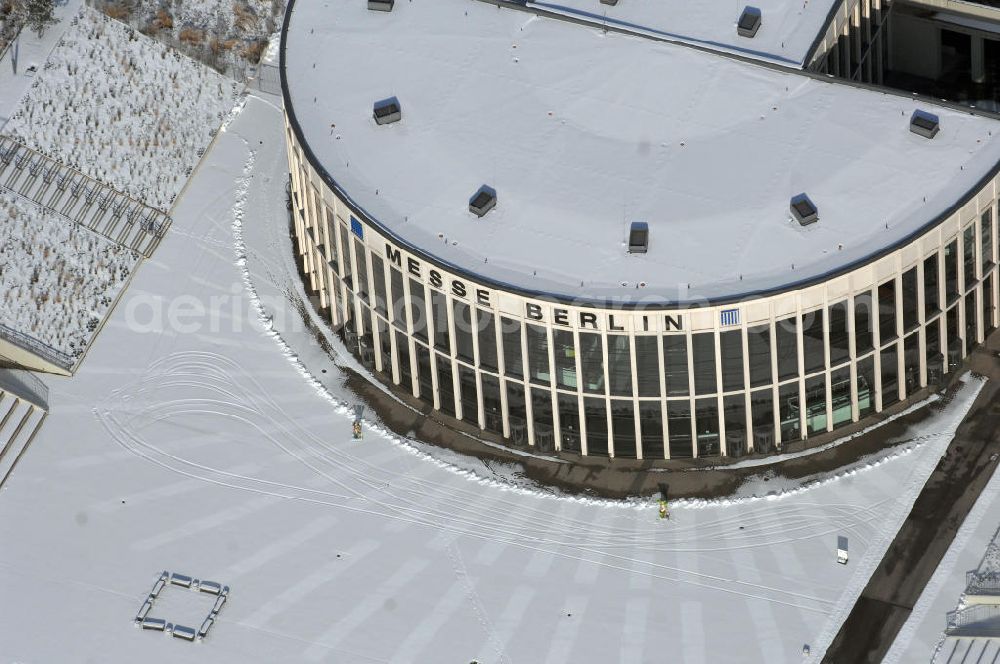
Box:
(775, 316), (799, 381)
(482, 374), (502, 434)
(854, 292), (874, 355)
(747, 324), (772, 387)
(880, 343), (899, 408)
(477, 310), (498, 372)
(390, 267), (406, 330)
(437, 354), (456, 416)
(324, 209), (339, 274)
(579, 332), (605, 394)
(607, 335), (633, 397)
(779, 382), (801, 444)
(453, 301), (474, 363)
(340, 226), (352, 284)
(370, 254), (387, 316)
(946, 304), (962, 368)
(802, 308), (826, 375)
(431, 291), (450, 353)
(830, 367), (852, 429)
(695, 398), (720, 457)
(395, 330), (412, 389)
(611, 400), (637, 459)
(945, 238), (960, 303)
(415, 344), (433, 405)
(723, 395), (747, 458)
(878, 279), (897, 344)
(964, 224), (977, 289)
(751, 389), (775, 453)
(531, 388), (554, 452)
(857, 354), (875, 418)
(353, 238), (368, 302)
(904, 332), (920, 396)
(828, 301), (850, 367)
(409, 278), (427, 341)
(964, 292), (978, 355)
(720, 330), (744, 392)
(692, 333), (717, 395)
(634, 336), (661, 397)
(505, 381), (527, 445)
(584, 397), (609, 457)
(982, 209), (994, 271)
(667, 399), (692, 459)
(553, 330), (577, 390)
(526, 324), (550, 386)
(925, 317), (943, 385)
(985, 275), (996, 336)
(663, 335), (690, 396)
(458, 366), (478, 425)
(639, 402), (664, 459)
(501, 317), (523, 378)
(805, 375), (827, 436)
(902, 267), (919, 332)
(557, 393), (581, 453)
(924, 254), (940, 318)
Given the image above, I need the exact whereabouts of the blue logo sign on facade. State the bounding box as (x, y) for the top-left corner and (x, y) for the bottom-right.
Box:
(350, 216), (364, 239)
(720, 308), (740, 327)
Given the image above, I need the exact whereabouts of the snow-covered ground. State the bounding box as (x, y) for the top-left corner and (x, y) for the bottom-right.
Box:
(5, 6), (242, 211)
(0, 190), (139, 362)
(0, 92), (985, 663)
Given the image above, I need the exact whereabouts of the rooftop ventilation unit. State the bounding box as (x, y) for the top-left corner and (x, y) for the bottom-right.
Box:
(737, 7), (762, 38)
(373, 97), (401, 125)
(368, 0), (393, 11)
(628, 222), (649, 253)
(469, 186), (497, 217)
(790, 193), (819, 226)
(910, 110), (940, 139)
(600, 0), (619, 5)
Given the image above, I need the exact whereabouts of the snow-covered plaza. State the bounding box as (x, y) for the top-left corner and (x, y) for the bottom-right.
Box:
(0, 91), (989, 663)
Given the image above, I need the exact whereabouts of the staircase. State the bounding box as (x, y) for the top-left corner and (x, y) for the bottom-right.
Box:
(0, 370), (48, 491)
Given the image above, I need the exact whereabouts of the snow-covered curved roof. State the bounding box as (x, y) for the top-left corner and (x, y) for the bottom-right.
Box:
(281, 0), (1000, 305)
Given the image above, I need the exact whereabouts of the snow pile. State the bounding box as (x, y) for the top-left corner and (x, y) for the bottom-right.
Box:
(92, 0), (285, 72)
(5, 7), (242, 211)
(0, 191), (139, 361)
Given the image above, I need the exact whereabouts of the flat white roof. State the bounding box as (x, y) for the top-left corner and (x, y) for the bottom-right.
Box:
(526, 0), (834, 66)
(282, 0), (1000, 304)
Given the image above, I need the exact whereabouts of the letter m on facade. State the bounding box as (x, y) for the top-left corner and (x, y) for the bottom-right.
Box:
(385, 243), (402, 266)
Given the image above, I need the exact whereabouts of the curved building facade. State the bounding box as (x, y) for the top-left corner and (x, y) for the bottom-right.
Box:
(280, 0), (1000, 462)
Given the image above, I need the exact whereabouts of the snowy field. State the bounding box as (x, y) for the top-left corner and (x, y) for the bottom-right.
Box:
(0, 190), (139, 363)
(5, 7), (242, 211)
(0, 93), (984, 663)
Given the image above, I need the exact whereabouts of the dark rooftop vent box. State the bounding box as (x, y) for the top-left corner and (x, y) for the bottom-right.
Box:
(628, 222), (649, 253)
(790, 193), (819, 226)
(737, 7), (762, 38)
(910, 110), (940, 139)
(373, 97), (401, 125)
(368, 0), (393, 11)
(600, 0), (619, 5)
(469, 186), (497, 217)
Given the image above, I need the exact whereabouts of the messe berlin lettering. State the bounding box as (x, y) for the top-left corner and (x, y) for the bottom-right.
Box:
(385, 242), (683, 331)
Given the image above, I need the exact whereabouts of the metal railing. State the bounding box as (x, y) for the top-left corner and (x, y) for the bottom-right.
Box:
(0, 323), (75, 371)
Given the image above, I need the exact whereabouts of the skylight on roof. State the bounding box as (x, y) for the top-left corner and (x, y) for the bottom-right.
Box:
(469, 186), (497, 217)
(628, 222), (648, 253)
(910, 110), (940, 139)
(790, 193), (818, 226)
(373, 97), (401, 125)
(368, 0), (394, 11)
(737, 7), (762, 38)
